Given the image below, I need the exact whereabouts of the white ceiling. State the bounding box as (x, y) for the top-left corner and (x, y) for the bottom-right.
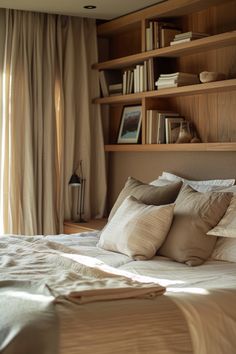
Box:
(0, 0), (165, 19)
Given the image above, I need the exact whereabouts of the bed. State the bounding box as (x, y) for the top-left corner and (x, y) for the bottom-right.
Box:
(1, 172), (236, 354)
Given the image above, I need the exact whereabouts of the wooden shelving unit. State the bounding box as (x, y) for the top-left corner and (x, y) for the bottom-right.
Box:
(94, 0), (236, 153)
(93, 31), (236, 70)
(97, 0), (230, 36)
(94, 79), (236, 105)
(104, 142), (236, 152)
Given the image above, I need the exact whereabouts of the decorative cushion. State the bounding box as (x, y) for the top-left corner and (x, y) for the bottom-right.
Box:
(211, 238), (236, 263)
(151, 172), (235, 192)
(207, 194), (236, 238)
(98, 196), (174, 260)
(158, 185), (232, 266)
(209, 186), (236, 263)
(109, 176), (182, 221)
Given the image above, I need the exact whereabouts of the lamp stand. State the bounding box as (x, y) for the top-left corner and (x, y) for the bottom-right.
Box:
(76, 178), (86, 223)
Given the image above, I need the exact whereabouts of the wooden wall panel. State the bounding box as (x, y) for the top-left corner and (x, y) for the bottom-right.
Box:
(109, 27), (141, 59)
(181, 1), (236, 34)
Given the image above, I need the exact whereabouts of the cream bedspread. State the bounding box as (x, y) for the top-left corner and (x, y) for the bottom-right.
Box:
(48, 232), (236, 354)
(2, 231), (236, 354)
(0, 281), (58, 354)
(120, 256), (236, 354)
(0, 233), (176, 354)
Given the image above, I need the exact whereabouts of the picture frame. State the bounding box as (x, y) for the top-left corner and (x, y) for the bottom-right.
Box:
(117, 105), (142, 144)
(165, 117), (184, 144)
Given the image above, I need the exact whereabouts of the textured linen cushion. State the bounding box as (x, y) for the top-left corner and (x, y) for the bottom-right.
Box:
(211, 238), (236, 263)
(158, 185), (232, 266)
(151, 172), (235, 192)
(109, 176), (182, 221)
(98, 196), (174, 260)
(207, 187), (236, 238)
(209, 186), (236, 263)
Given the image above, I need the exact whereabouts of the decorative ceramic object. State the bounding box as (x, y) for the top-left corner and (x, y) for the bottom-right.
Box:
(176, 121), (192, 143)
(199, 71), (226, 83)
(190, 135), (201, 143)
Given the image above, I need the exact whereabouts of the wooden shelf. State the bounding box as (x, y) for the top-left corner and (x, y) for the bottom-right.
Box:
(94, 79), (236, 104)
(97, 0), (229, 36)
(93, 31), (236, 70)
(104, 143), (236, 152)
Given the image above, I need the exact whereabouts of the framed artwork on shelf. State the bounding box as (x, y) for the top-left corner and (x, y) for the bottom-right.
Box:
(117, 105), (142, 144)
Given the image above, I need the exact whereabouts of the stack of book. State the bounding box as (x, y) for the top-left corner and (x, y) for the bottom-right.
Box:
(170, 31), (209, 45)
(155, 72), (200, 89)
(146, 21), (181, 50)
(99, 70), (122, 97)
(109, 83), (123, 96)
(146, 110), (183, 144)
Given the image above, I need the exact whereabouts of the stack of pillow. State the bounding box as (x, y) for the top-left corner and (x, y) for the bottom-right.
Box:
(97, 172), (236, 266)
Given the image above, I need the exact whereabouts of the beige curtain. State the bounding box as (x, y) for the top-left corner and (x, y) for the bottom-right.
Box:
(0, 9), (106, 235)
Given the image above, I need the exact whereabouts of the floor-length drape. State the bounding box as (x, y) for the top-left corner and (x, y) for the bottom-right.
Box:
(0, 9), (106, 235)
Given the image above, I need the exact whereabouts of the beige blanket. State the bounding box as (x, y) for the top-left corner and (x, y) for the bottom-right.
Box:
(0, 235), (167, 353)
(0, 280), (58, 354)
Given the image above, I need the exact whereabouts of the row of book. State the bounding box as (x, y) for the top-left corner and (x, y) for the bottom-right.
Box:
(123, 59), (156, 94)
(99, 70), (202, 96)
(170, 31), (209, 45)
(99, 59), (157, 97)
(146, 20), (181, 50)
(146, 110), (186, 144)
(155, 72), (200, 89)
(122, 60), (155, 94)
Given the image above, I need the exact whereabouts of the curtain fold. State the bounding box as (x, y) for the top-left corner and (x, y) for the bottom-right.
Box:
(0, 9), (106, 235)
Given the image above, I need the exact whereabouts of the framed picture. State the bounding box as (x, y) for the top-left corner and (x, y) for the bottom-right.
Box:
(165, 117), (184, 144)
(117, 105), (142, 144)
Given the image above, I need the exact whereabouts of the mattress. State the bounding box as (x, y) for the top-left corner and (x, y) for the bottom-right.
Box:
(1, 232), (236, 354)
(48, 232), (236, 354)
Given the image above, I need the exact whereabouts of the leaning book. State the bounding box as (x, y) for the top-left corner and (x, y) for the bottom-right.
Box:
(99, 70), (122, 97)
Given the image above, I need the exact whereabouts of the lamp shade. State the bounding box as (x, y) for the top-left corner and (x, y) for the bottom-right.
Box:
(69, 173), (81, 187)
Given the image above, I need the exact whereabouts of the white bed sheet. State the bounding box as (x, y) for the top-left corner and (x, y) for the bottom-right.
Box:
(48, 232), (236, 354)
(2, 232), (236, 354)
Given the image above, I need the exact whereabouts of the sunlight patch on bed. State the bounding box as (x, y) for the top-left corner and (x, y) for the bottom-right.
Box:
(168, 287), (209, 295)
(59, 252), (185, 286)
(2, 290), (54, 302)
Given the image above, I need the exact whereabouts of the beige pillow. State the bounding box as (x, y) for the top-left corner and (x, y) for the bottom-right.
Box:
(158, 185), (232, 266)
(207, 193), (236, 238)
(98, 196), (174, 260)
(211, 237), (236, 263)
(109, 176), (182, 221)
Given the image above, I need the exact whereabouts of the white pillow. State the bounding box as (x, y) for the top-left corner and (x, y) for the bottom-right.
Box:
(98, 196), (174, 260)
(151, 172), (235, 193)
(150, 178), (174, 187)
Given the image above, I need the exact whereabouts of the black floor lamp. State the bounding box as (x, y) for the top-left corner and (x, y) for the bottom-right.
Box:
(69, 160), (86, 223)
